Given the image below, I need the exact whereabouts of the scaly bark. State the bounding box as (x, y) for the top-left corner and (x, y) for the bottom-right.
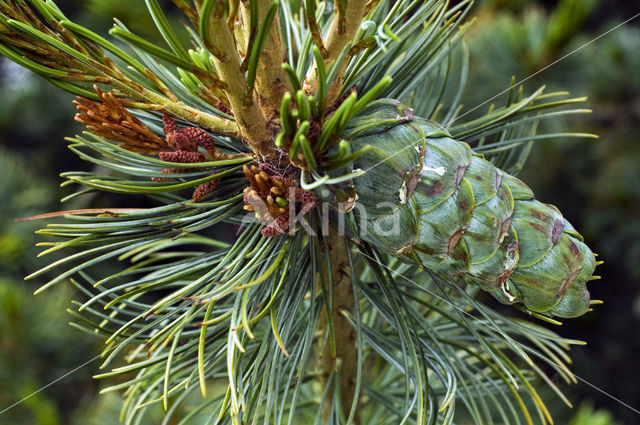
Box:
(306, 0), (368, 106)
(197, 1), (279, 159)
(240, 0), (292, 120)
(318, 227), (359, 423)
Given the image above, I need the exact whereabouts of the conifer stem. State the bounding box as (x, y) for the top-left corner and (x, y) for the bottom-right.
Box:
(240, 0), (291, 120)
(73, 61), (240, 136)
(318, 227), (359, 423)
(306, 0), (368, 106)
(204, 20), (270, 139)
(196, 1), (279, 159)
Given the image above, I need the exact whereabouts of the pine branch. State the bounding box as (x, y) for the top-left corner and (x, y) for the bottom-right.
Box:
(197, 0), (276, 157)
(306, 0), (368, 105)
(240, 0), (292, 119)
(318, 227), (358, 423)
(0, 1), (240, 136)
(70, 58), (239, 136)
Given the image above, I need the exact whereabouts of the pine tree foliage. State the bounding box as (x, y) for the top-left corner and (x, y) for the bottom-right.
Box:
(1, 0), (600, 424)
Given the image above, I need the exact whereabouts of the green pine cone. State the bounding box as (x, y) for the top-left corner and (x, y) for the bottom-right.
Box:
(342, 100), (596, 318)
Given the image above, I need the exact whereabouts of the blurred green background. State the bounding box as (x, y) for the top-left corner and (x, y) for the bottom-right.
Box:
(0, 0), (638, 424)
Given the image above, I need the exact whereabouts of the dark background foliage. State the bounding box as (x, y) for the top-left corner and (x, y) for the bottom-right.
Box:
(0, 0), (637, 423)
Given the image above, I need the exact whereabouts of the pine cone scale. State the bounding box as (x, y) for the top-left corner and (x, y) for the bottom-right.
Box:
(348, 100), (597, 318)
